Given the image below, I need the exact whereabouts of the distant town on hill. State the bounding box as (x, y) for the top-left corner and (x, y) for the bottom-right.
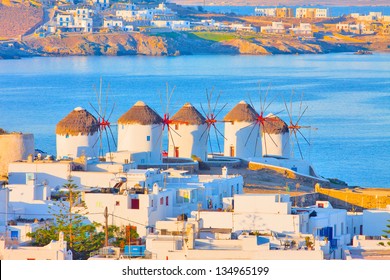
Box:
(170, 0), (390, 6)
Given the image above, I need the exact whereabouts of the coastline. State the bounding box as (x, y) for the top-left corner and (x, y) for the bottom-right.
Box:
(0, 31), (378, 59)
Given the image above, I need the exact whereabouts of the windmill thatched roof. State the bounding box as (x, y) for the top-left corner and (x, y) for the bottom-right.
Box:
(171, 103), (206, 125)
(263, 113), (289, 134)
(223, 101), (258, 122)
(118, 101), (163, 125)
(56, 107), (99, 136)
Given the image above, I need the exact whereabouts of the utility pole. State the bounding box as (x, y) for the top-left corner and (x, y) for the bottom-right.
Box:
(104, 206), (109, 247)
(69, 184), (73, 249)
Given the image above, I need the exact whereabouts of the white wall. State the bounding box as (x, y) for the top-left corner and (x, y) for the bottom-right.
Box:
(117, 124), (163, 164)
(168, 123), (208, 161)
(0, 238), (71, 260)
(0, 133), (34, 177)
(0, 188), (10, 227)
(224, 122), (261, 158)
(234, 194), (291, 214)
(84, 190), (174, 237)
(262, 132), (290, 158)
(192, 211), (233, 229)
(8, 161), (71, 188)
(363, 209), (390, 236)
(347, 212), (363, 237)
(56, 133), (98, 159)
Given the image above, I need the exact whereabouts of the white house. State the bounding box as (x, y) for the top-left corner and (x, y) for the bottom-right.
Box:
(56, 13), (74, 27)
(91, 0), (110, 9)
(56, 107), (99, 160)
(169, 103), (207, 161)
(117, 101), (163, 164)
(83, 168), (243, 237)
(255, 7), (276, 17)
(56, 11), (93, 32)
(261, 22), (285, 34)
(103, 17), (124, 30)
(315, 8), (329, 18)
(74, 17), (93, 32)
(66, 7), (94, 19)
(152, 3), (176, 19)
(223, 101), (261, 158)
(0, 232), (72, 260)
(289, 23), (312, 36)
(302, 201), (350, 259)
(150, 20), (191, 31)
(116, 10), (137, 22)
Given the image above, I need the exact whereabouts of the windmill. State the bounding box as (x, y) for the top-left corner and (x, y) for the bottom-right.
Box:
(283, 91), (317, 160)
(199, 88), (228, 156)
(88, 78), (117, 161)
(238, 83), (285, 158)
(156, 83), (184, 158)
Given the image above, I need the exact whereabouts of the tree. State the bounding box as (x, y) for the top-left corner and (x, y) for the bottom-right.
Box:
(27, 178), (106, 259)
(380, 219), (390, 247)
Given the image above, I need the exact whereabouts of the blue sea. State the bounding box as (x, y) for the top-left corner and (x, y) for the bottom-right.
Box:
(200, 5), (390, 17)
(0, 53), (390, 188)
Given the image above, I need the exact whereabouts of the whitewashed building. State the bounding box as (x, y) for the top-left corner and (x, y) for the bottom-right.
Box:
(261, 22), (285, 34)
(91, 0), (110, 9)
(289, 23), (312, 36)
(83, 168), (243, 237)
(315, 8), (329, 18)
(223, 101), (260, 158)
(150, 20), (191, 31)
(255, 7), (276, 17)
(103, 17), (124, 30)
(169, 103), (207, 161)
(56, 107), (99, 160)
(117, 101), (163, 164)
(0, 232), (72, 260)
(116, 10), (137, 21)
(56, 10), (93, 32)
(57, 13), (73, 27)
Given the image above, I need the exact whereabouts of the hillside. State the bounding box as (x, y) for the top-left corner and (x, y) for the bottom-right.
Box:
(0, 2), (43, 39)
(1, 31), (363, 59)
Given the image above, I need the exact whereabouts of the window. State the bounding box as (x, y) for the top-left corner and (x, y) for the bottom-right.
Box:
(146, 135), (151, 141)
(166, 196), (169, 206)
(175, 124), (179, 130)
(131, 199), (139, 209)
(116, 201), (120, 206)
(160, 197), (163, 205)
(341, 222), (344, 235)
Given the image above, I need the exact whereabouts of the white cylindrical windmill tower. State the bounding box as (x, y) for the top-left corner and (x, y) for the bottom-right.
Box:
(56, 107), (99, 159)
(261, 113), (290, 158)
(117, 101), (163, 164)
(223, 101), (261, 159)
(168, 103), (207, 161)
